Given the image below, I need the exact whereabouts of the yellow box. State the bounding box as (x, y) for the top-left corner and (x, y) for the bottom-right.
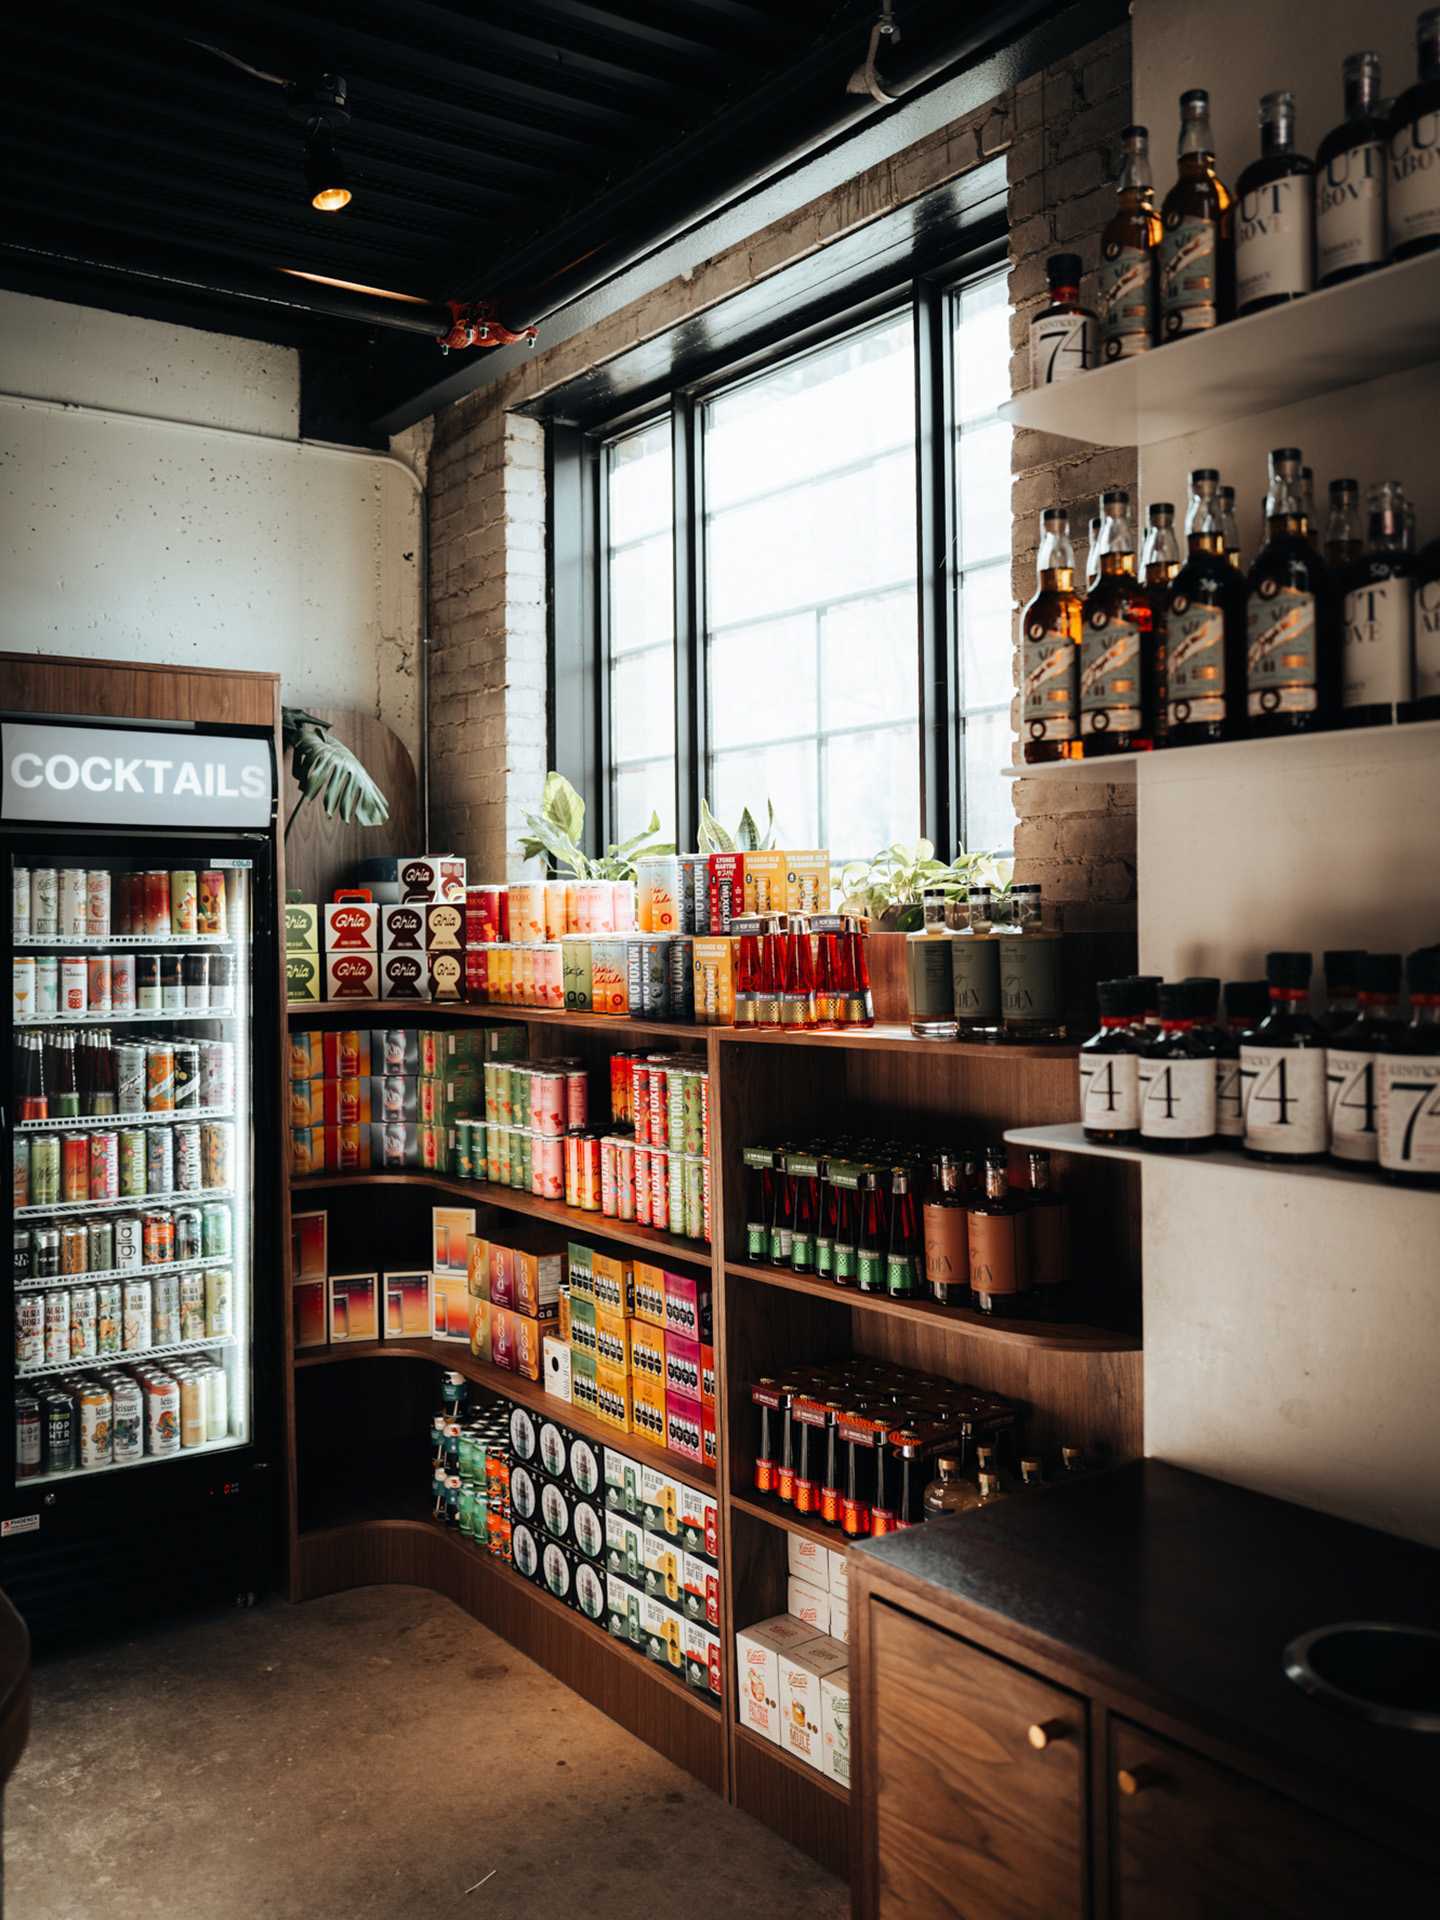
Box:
(595, 1307), (632, 1376)
(466, 1235), (491, 1298)
(285, 952), (322, 1002)
(785, 850), (830, 916)
(596, 1361), (633, 1432)
(630, 1318), (665, 1389)
(558, 1285), (572, 1344)
(692, 938), (735, 1027)
(590, 1250), (632, 1316)
(632, 1261), (667, 1328)
(632, 1372), (667, 1447)
(430, 1271), (470, 1343)
(469, 1295), (492, 1363)
(742, 850), (786, 915)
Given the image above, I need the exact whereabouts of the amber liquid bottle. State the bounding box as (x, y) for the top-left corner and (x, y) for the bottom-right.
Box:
(922, 1152), (971, 1306)
(1099, 124), (1162, 360)
(966, 1149), (1032, 1317)
(1159, 89), (1234, 340)
(1167, 471), (1249, 745)
(1340, 481), (1415, 727)
(1141, 502), (1181, 747)
(1388, 9), (1440, 262)
(1020, 508), (1082, 764)
(1081, 490), (1157, 754)
(1246, 449), (1339, 735)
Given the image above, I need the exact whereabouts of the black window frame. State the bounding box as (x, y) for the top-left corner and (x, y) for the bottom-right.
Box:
(546, 175), (1010, 864)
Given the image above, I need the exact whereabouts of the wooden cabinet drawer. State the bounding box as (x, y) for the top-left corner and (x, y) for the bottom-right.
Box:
(868, 1600), (1088, 1920)
(1109, 1720), (1430, 1918)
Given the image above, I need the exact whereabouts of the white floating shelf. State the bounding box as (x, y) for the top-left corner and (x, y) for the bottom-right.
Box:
(1005, 1121), (1438, 1194)
(1002, 717), (1440, 780)
(1000, 253), (1440, 448)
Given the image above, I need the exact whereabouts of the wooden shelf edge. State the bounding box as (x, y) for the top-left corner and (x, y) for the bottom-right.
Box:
(1004, 1122), (1440, 1195)
(717, 1025), (1077, 1060)
(286, 1000), (708, 1040)
(732, 1722), (849, 1803)
(729, 1490), (849, 1553)
(288, 1169), (714, 1265)
(724, 1261), (1141, 1353)
(295, 1337), (716, 1489)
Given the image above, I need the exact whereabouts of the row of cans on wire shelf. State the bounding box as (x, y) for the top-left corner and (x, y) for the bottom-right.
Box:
(14, 865), (231, 942)
(16, 1358), (231, 1478)
(14, 1122), (236, 1207)
(451, 1120), (711, 1242)
(16, 1267), (233, 1370)
(15, 1035), (235, 1120)
(15, 1202), (233, 1279)
(13, 949), (235, 1020)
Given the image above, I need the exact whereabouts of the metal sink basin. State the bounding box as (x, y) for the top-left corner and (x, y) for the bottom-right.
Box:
(1284, 1622), (1440, 1732)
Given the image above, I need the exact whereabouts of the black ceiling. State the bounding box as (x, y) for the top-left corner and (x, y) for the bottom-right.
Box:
(1, 1), (1071, 434)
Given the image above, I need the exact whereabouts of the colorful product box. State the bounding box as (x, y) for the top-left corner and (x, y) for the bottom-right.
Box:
(568, 1293), (597, 1356)
(821, 1671), (851, 1785)
(605, 1508), (645, 1583)
(603, 1446), (644, 1517)
(663, 1270), (711, 1342)
(642, 1591), (686, 1676)
(691, 938), (735, 1025)
(539, 1474), (574, 1546)
(432, 1208), (474, 1274)
(368, 1123), (446, 1171)
(492, 1306), (561, 1380)
(398, 855), (466, 903)
(702, 1402), (717, 1472)
(428, 953), (464, 1002)
(567, 1433), (603, 1498)
(595, 1361), (633, 1432)
(381, 1271), (431, 1339)
(468, 1296), (492, 1363)
(291, 1209), (328, 1283)
(542, 1333), (571, 1402)
(283, 903), (320, 952)
(289, 1077), (374, 1128)
(293, 1278), (327, 1350)
(735, 1615), (824, 1745)
(630, 1319), (665, 1388)
(425, 902), (464, 951)
(781, 1636), (848, 1773)
(322, 1030), (373, 1077)
(787, 1533), (828, 1588)
(285, 953), (322, 1002)
(641, 1465), (681, 1539)
(593, 1308), (631, 1376)
(380, 903), (426, 951)
(631, 1261), (666, 1328)
(829, 1591), (849, 1644)
(589, 1250), (631, 1316)
(700, 1343), (716, 1408)
(325, 952), (380, 1000)
(788, 1574), (830, 1636)
(289, 1125), (374, 1176)
(644, 1528), (681, 1604)
(324, 902), (380, 952)
(328, 1273), (378, 1343)
(678, 1482), (719, 1561)
(466, 1236), (491, 1298)
(707, 853), (746, 935)
(379, 952), (429, 1001)
(684, 1619), (723, 1702)
(572, 1491), (605, 1564)
(665, 1396), (704, 1464)
(784, 850), (830, 916)
(683, 1551), (721, 1630)
(566, 1241), (593, 1299)
(663, 1330), (702, 1403)
(741, 850), (786, 916)
(606, 1571), (646, 1649)
(570, 1347), (599, 1418)
(430, 1271), (470, 1342)
(288, 1030), (323, 1079)
(513, 1245), (565, 1318)
(631, 1372), (666, 1446)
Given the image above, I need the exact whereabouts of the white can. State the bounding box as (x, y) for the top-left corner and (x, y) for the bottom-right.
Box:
(111, 954), (137, 1015)
(85, 870), (112, 939)
(12, 868), (30, 942)
(204, 1363), (229, 1441)
(59, 869), (88, 939)
(13, 957), (35, 1022)
(96, 1283), (122, 1354)
(59, 955), (88, 1019)
(34, 955), (58, 1016)
(113, 1215), (143, 1272)
(44, 1289), (71, 1365)
(30, 868), (58, 938)
(152, 1273), (180, 1345)
(69, 1285), (98, 1361)
(122, 1278), (152, 1351)
(198, 1041), (235, 1109)
(79, 1386), (113, 1468)
(144, 1374), (180, 1456)
(179, 1271), (206, 1342)
(111, 1376), (144, 1463)
(15, 1295), (44, 1371)
(204, 1267), (232, 1338)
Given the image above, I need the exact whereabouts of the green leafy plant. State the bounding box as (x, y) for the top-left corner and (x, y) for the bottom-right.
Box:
(282, 707), (390, 842)
(517, 771), (674, 881)
(696, 797), (777, 854)
(835, 839), (1014, 931)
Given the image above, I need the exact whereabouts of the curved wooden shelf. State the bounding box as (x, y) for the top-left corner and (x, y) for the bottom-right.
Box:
(287, 1000), (708, 1041)
(719, 1026), (1076, 1060)
(290, 1169), (713, 1267)
(725, 1261), (1140, 1353)
(297, 1335), (716, 1489)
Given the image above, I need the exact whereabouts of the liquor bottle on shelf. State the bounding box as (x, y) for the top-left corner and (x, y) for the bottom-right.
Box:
(1218, 485), (1243, 571)
(1327, 952), (1405, 1167)
(977, 1469), (1008, 1507)
(787, 1151), (819, 1274)
(743, 1146), (776, 1260)
(922, 1152), (971, 1307)
(1324, 949), (1365, 1029)
(1167, 470), (1249, 745)
(1160, 88), (1234, 340)
(733, 916), (763, 1027)
(1020, 1457), (1048, 1489)
(847, 919), (876, 1027)
(1403, 530), (1440, 721)
(922, 1453), (983, 1518)
(1029, 253), (1098, 387)
(1018, 1150), (1068, 1310)
(1100, 124), (1162, 361)
(780, 914), (817, 1028)
(1324, 479), (1364, 569)
(1236, 90), (1315, 316)
(1079, 977), (1145, 1141)
(885, 1166), (922, 1300)
(1085, 516), (1104, 595)
(1388, 9), (1440, 262)
(1375, 947), (1440, 1186)
(1241, 951), (1330, 1163)
(756, 915), (784, 1030)
(966, 1148), (1032, 1317)
(767, 1149), (794, 1265)
(1139, 982), (1218, 1152)
(1136, 975), (1163, 1028)
(1340, 481), (1416, 727)
(1081, 489), (1157, 754)
(1246, 448), (1339, 735)
(855, 1170), (888, 1293)
(1191, 977), (1248, 1140)
(1142, 502), (1182, 744)
(1020, 508), (1082, 765)
(905, 928), (958, 1040)
(1316, 52), (1389, 286)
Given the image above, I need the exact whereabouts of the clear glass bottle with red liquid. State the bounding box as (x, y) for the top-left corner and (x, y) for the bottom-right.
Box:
(780, 912), (817, 1028)
(1375, 947), (1440, 1187)
(732, 915), (763, 1027)
(811, 916), (845, 1028)
(855, 1170), (888, 1294)
(786, 1150), (820, 1273)
(756, 914), (785, 1030)
(884, 1165), (922, 1299)
(846, 918), (876, 1027)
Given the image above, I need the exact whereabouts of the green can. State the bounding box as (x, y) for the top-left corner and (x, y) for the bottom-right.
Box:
(466, 1118), (486, 1178)
(483, 1061), (501, 1127)
(454, 1117), (475, 1182)
(458, 1479), (477, 1539)
(682, 1153), (705, 1241)
(119, 1129), (148, 1198)
(496, 1125), (513, 1188)
(511, 1065), (532, 1132)
(681, 1070), (705, 1154)
(29, 1136), (60, 1207)
(667, 1151), (686, 1237)
(485, 1122), (502, 1185)
(666, 1069), (688, 1155)
(201, 1201), (232, 1258)
(515, 1129), (532, 1192)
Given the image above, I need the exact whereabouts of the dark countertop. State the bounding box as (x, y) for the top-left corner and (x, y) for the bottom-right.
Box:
(853, 1460), (1440, 1833)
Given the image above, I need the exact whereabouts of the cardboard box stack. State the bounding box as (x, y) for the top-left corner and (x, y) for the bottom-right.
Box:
(282, 859), (466, 1006)
(735, 1537), (851, 1786)
(465, 1228), (564, 1381)
(556, 1247), (714, 1459)
(506, 1398), (608, 1626)
(604, 1446), (721, 1703)
(284, 900), (322, 1004)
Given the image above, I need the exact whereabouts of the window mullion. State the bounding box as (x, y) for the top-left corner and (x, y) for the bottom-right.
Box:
(914, 277), (958, 861)
(672, 397), (702, 851)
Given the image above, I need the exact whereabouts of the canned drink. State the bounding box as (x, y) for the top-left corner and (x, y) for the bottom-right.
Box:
(15, 1296), (44, 1372)
(135, 954), (160, 1011)
(70, 1286), (98, 1360)
(42, 1390), (76, 1473)
(96, 1282), (122, 1354)
(13, 956), (35, 1023)
(111, 1376), (143, 1461)
(204, 1364), (228, 1440)
(198, 1041), (234, 1110)
(13, 867), (31, 943)
(179, 1371), (206, 1446)
(173, 1042), (200, 1110)
(111, 953), (137, 1016)
(44, 1289), (71, 1365)
(31, 1135), (61, 1205)
(114, 1214), (142, 1271)
(60, 868), (88, 938)
(89, 1129), (119, 1201)
(201, 1121), (234, 1190)
(531, 1070), (564, 1138)
(173, 1125), (202, 1193)
(641, 937), (671, 1020)
(14, 1228), (30, 1281)
(683, 1154), (706, 1241)
(453, 1120), (474, 1181)
(208, 953), (235, 1011)
(123, 1279), (153, 1350)
(495, 1126), (512, 1189)
(608, 1137), (633, 1221)
(153, 1273), (180, 1345)
(576, 880), (614, 934)
(535, 1134), (564, 1200)
(147, 1043), (176, 1111)
(516, 1130), (532, 1194)
(482, 1061), (500, 1128)
(173, 1207), (201, 1263)
(146, 1126), (175, 1196)
(141, 870), (170, 937)
(563, 1131), (581, 1208)
(648, 1148), (670, 1231)
(201, 1201), (232, 1260)
(633, 1140), (652, 1227)
(179, 1272), (206, 1341)
(668, 1151), (686, 1237)
(205, 1267), (232, 1338)
(563, 1066), (588, 1131)
(62, 1131), (90, 1201)
(506, 882), (545, 944)
(86, 869), (112, 939)
(87, 1217), (115, 1273)
(647, 1061), (669, 1147)
(668, 935), (695, 1018)
(169, 871), (198, 937)
(666, 1067), (689, 1154)
(13, 1138), (28, 1211)
(682, 1067), (705, 1153)
(114, 1043), (145, 1114)
(60, 955), (88, 1018)
(197, 870), (228, 937)
(578, 1134), (602, 1212)
(33, 1224), (60, 1278)
(15, 1395), (41, 1479)
(485, 1124), (503, 1186)
(601, 1137), (618, 1216)
(34, 954), (58, 1016)
(538, 944), (564, 1009)
(143, 1209), (175, 1265)
(30, 868), (59, 937)
(145, 1374), (179, 1455)
(79, 1386), (113, 1468)
(160, 954), (182, 1010)
(61, 1222), (89, 1275)
(612, 1052), (637, 1129)
(182, 953), (209, 1009)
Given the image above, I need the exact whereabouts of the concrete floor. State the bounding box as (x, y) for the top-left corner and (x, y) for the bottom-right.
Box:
(6, 1585), (849, 1920)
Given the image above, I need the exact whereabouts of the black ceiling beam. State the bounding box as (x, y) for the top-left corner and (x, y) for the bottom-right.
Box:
(512, 0), (774, 60)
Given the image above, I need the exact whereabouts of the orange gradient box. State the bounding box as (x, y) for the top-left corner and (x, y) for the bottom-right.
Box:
(382, 1271), (431, 1339)
(430, 1271), (470, 1342)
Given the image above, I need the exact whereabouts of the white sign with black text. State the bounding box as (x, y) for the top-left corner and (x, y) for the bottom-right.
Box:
(1, 721), (273, 829)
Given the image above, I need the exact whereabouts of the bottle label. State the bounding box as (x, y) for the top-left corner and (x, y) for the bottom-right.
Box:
(1316, 143), (1386, 279)
(1343, 576), (1413, 709)
(1160, 215), (1219, 336)
(1167, 599), (1228, 725)
(1236, 175), (1314, 308)
(1099, 243), (1154, 359)
(1376, 1056), (1440, 1174)
(1079, 1052), (1140, 1130)
(1389, 117), (1440, 252)
(1022, 623), (1077, 741)
(1029, 312), (1097, 386)
(768, 1226), (793, 1263)
(1247, 583), (1318, 716)
(746, 1221), (766, 1260)
(1326, 1046), (1380, 1161)
(1138, 1055), (1217, 1140)
(967, 1214), (1021, 1296)
(1416, 577), (1440, 699)
(1081, 613), (1143, 733)
(1240, 1045), (1328, 1153)
(885, 1253), (918, 1297)
(923, 1206), (970, 1292)
(834, 1241), (856, 1282)
(855, 1249), (884, 1292)
(791, 1232), (813, 1268)
(1216, 1058), (1245, 1136)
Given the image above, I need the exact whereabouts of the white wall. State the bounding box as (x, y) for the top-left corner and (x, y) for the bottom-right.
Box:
(1130, 0), (1440, 1544)
(0, 290), (422, 764)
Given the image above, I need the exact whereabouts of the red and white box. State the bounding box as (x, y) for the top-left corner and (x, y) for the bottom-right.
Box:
(380, 904), (426, 951)
(464, 949), (489, 1002)
(735, 1615), (823, 1745)
(664, 1330), (702, 1403)
(379, 952), (429, 1001)
(325, 951), (380, 1000)
(399, 856), (467, 903)
(664, 1393), (703, 1463)
(324, 902), (380, 951)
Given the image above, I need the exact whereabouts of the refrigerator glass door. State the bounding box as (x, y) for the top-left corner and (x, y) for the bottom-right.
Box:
(11, 853), (255, 1482)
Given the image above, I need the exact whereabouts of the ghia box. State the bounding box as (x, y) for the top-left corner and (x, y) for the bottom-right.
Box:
(283, 902), (320, 952)
(398, 855), (466, 903)
(380, 904), (426, 951)
(285, 952), (322, 1003)
(324, 902), (379, 952)
(325, 952), (380, 1001)
(379, 953), (429, 1001)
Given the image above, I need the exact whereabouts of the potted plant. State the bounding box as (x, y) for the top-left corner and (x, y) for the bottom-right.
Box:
(835, 839), (1014, 1021)
(517, 772), (674, 880)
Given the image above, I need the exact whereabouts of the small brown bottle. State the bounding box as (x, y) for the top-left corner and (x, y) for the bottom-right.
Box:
(1099, 125), (1162, 361)
(1020, 508), (1082, 764)
(922, 1152), (970, 1307)
(1081, 490), (1157, 754)
(965, 1148), (1032, 1317)
(922, 1454), (982, 1519)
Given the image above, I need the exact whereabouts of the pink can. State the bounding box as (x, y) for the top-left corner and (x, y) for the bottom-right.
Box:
(647, 1148), (669, 1229)
(576, 881), (613, 934)
(539, 944), (564, 1009)
(610, 881), (637, 933)
(615, 1137), (636, 1222)
(86, 869), (112, 939)
(111, 953), (137, 1015)
(631, 1062), (650, 1148)
(647, 1063), (669, 1149)
(578, 1135), (602, 1212)
(563, 1067), (588, 1131)
(532, 1071), (565, 1138)
(600, 1137), (618, 1217)
(633, 1144), (652, 1228)
(89, 1129), (120, 1201)
(563, 1132), (582, 1209)
(701, 1154), (713, 1244)
(86, 953), (112, 1016)
(535, 1134), (564, 1200)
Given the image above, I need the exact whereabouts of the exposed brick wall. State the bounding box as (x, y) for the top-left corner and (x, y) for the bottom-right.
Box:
(1007, 26), (1138, 936)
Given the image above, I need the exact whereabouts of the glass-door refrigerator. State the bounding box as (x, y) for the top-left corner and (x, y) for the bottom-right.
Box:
(2, 716), (280, 1639)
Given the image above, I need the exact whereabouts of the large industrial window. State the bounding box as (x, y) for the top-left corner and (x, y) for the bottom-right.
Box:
(605, 420), (676, 845)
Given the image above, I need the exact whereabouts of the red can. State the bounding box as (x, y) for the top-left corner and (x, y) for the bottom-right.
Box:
(466, 886), (503, 945)
(143, 1209), (175, 1265)
(600, 1138), (618, 1217)
(563, 1067), (588, 1132)
(62, 1132), (91, 1201)
(699, 1074), (711, 1159)
(535, 1134), (564, 1200)
(563, 1132), (582, 1209)
(609, 1052), (633, 1128)
(143, 871), (172, 938)
(115, 871), (139, 936)
(464, 948), (489, 1004)
(633, 1142), (652, 1227)
(577, 1134), (602, 1213)
(646, 1147), (669, 1229)
(89, 1129), (119, 1202)
(631, 1061), (651, 1147)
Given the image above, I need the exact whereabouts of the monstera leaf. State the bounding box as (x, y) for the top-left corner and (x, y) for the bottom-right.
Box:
(282, 707), (390, 840)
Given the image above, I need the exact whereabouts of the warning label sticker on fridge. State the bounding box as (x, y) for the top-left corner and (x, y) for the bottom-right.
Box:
(1, 1516), (40, 1538)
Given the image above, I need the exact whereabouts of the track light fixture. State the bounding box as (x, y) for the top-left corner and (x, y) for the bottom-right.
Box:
(287, 73), (355, 213)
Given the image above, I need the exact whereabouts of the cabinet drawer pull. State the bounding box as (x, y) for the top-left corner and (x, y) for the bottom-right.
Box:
(1117, 1764), (1162, 1797)
(1027, 1719), (1068, 1750)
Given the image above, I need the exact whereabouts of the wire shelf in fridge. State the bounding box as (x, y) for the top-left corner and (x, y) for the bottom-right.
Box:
(15, 1185), (234, 1221)
(17, 1333), (234, 1383)
(16, 934), (237, 950)
(15, 1255), (224, 1292)
(14, 1007), (238, 1028)
(15, 1105), (234, 1134)
(17, 1430), (244, 1490)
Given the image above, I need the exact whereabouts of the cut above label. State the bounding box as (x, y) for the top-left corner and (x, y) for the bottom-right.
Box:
(1316, 145), (1385, 279)
(1343, 577), (1413, 708)
(1389, 119), (1440, 251)
(1236, 175), (1314, 307)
